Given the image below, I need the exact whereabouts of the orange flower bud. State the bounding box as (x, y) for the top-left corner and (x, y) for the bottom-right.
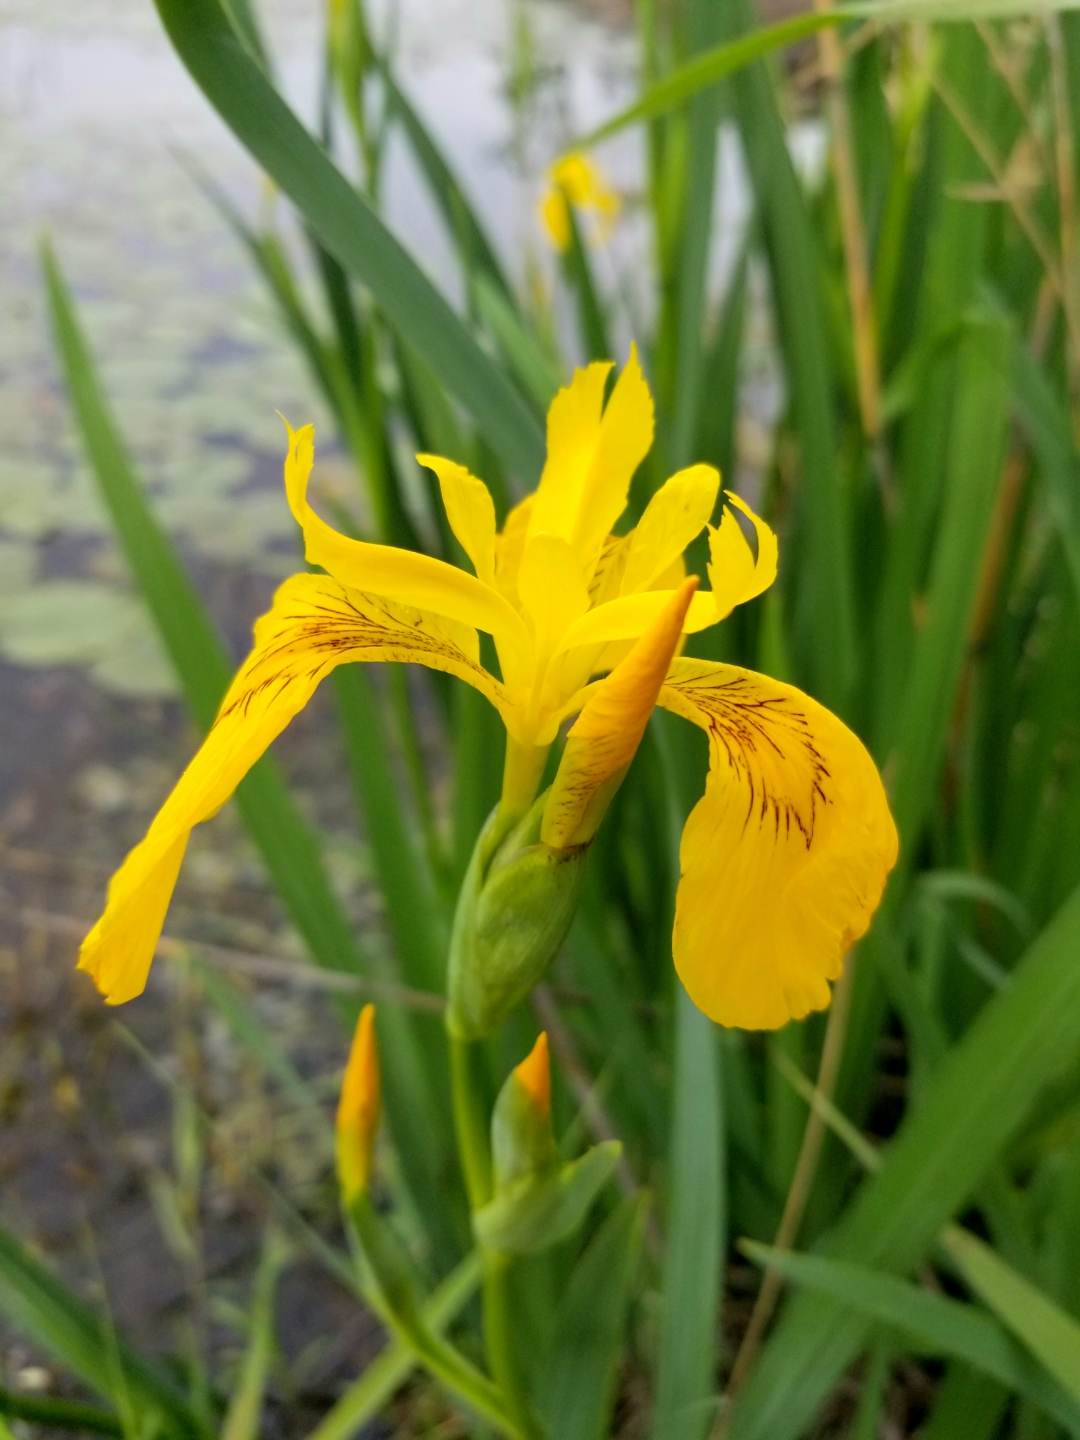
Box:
(336, 1003), (380, 1203)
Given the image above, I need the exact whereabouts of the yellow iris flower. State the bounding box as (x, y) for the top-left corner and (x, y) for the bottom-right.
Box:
(540, 152), (619, 253)
(77, 347), (896, 1030)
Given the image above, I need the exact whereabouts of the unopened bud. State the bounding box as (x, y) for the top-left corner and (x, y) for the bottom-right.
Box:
(542, 576), (699, 849)
(491, 1033), (556, 1191)
(446, 797), (587, 1041)
(476, 1035), (620, 1256)
(336, 1003), (380, 1204)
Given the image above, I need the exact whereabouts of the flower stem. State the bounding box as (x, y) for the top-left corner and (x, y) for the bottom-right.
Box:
(484, 1251), (547, 1440)
(449, 1037), (547, 1439)
(713, 953), (858, 1434)
(450, 1035), (492, 1211)
(494, 739), (549, 843)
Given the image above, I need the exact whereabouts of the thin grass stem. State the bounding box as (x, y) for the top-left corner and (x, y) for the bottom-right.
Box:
(713, 952), (858, 1435)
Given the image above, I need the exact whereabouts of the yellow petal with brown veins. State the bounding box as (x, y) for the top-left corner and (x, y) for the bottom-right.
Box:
(78, 573), (507, 1005)
(659, 659), (898, 1030)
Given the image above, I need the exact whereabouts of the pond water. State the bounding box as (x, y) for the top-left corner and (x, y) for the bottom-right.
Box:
(0, 0), (657, 699)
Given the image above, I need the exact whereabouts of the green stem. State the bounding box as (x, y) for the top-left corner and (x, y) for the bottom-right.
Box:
(383, 1307), (524, 1438)
(483, 1251), (547, 1440)
(450, 1035), (493, 1211)
(449, 1040), (547, 1438)
(494, 738), (549, 845)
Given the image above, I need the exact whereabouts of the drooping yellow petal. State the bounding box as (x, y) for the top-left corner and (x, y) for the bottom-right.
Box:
(417, 453), (496, 586)
(708, 492), (778, 621)
(337, 1003), (381, 1203)
(78, 574), (509, 1005)
(283, 421), (531, 668)
(658, 660), (898, 1030)
(557, 587), (717, 655)
(543, 579), (698, 848)
(517, 532), (591, 658)
(529, 349), (654, 579)
(621, 464), (720, 595)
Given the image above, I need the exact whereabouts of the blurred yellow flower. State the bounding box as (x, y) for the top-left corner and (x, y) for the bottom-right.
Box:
(541, 152), (619, 253)
(78, 348), (896, 1031)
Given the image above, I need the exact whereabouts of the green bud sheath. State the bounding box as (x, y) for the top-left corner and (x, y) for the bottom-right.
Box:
(475, 1142), (622, 1256)
(491, 1056), (557, 1191)
(446, 791), (587, 1041)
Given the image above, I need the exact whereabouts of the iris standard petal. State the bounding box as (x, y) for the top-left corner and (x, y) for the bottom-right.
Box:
(417, 453), (497, 586)
(557, 587), (717, 654)
(283, 422), (531, 667)
(621, 464), (719, 595)
(517, 532), (591, 656)
(658, 659), (898, 1031)
(529, 349), (653, 578)
(708, 492), (779, 621)
(78, 573), (508, 1005)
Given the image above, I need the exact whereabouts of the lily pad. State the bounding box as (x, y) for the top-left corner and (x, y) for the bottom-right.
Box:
(0, 579), (178, 698)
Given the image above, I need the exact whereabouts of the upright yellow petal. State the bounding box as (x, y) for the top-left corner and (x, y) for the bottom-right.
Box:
(417, 454), (497, 586)
(78, 573), (509, 1005)
(517, 532), (591, 658)
(658, 660), (898, 1030)
(529, 349), (654, 578)
(621, 464), (719, 595)
(542, 579), (698, 847)
(494, 495), (534, 612)
(708, 492), (778, 621)
(569, 347), (654, 573)
(282, 421), (531, 666)
(337, 1003), (381, 1203)
(530, 362), (611, 542)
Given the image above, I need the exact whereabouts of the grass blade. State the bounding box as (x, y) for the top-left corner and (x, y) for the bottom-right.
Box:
(727, 0), (855, 712)
(652, 985), (724, 1440)
(153, 0), (545, 481)
(0, 1388), (123, 1437)
(0, 1225), (210, 1439)
(303, 1252), (483, 1440)
(540, 1195), (648, 1440)
(577, 0), (1080, 148)
(741, 1242), (1080, 1434)
(473, 274), (560, 414)
(729, 879), (1080, 1439)
(941, 1224), (1080, 1404)
(381, 67), (514, 303)
(221, 1228), (292, 1440)
(887, 312), (1013, 849)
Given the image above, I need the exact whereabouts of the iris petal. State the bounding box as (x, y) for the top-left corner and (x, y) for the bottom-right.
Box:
(283, 422), (531, 668)
(658, 659), (898, 1030)
(621, 464), (719, 594)
(708, 493), (779, 621)
(78, 573), (508, 1005)
(418, 453), (497, 586)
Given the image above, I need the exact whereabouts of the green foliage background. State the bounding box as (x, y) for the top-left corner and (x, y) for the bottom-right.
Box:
(7, 0), (1080, 1435)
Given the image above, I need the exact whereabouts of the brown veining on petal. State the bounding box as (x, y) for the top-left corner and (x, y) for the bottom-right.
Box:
(663, 669), (831, 849)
